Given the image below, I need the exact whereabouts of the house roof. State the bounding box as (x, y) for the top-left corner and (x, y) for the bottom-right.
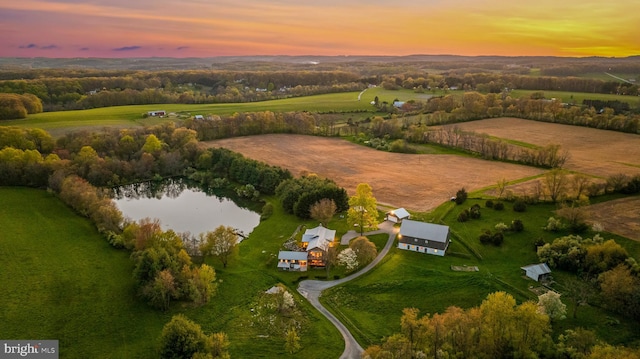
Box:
(399, 219), (449, 243)
(307, 237), (329, 252)
(278, 251), (308, 261)
(301, 225), (336, 244)
(521, 263), (551, 276)
(388, 208), (410, 219)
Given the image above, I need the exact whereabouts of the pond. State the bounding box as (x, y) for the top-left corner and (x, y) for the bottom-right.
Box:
(112, 179), (261, 237)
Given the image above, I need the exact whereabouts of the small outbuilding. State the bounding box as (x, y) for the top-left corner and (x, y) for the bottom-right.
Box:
(385, 208), (410, 223)
(397, 219), (450, 256)
(147, 110), (166, 117)
(194, 115), (204, 120)
(521, 263), (552, 282)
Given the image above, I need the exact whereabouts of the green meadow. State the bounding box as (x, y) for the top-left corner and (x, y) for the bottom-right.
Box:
(509, 89), (640, 108)
(0, 189), (344, 358)
(0, 87), (437, 135)
(322, 197), (640, 348)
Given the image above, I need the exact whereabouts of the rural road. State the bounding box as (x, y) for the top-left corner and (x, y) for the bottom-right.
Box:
(297, 221), (398, 359)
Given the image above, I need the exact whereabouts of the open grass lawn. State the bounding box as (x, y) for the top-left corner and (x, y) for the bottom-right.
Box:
(509, 89), (640, 108)
(323, 198), (640, 348)
(0, 189), (343, 358)
(0, 187), (167, 358)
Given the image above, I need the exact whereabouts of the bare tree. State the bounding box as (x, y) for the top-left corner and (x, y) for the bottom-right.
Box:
(544, 169), (568, 203)
(310, 198), (337, 227)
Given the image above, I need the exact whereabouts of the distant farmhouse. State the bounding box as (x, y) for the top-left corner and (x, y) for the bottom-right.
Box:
(277, 224), (336, 271)
(194, 115), (204, 120)
(147, 110), (166, 117)
(397, 219), (450, 256)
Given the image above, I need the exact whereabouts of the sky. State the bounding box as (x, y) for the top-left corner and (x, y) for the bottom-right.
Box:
(1, 0), (638, 58)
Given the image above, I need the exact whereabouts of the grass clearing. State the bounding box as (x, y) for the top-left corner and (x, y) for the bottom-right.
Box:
(323, 198), (640, 347)
(0, 189), (344, 358)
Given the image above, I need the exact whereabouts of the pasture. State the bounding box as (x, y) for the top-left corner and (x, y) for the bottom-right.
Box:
(323, 198), (640, 347)
(0, 188), (345, 358)
(509, 89), (640, 108)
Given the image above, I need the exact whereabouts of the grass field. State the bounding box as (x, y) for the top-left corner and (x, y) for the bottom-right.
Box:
(322, 198), (640, 348)
(0, 187), (166, 358)
(0, 87), (440, 136)
(0, 188), (344, 358)
(509, 89), (640, 108)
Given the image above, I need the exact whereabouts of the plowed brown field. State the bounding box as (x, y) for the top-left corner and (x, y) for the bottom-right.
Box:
(205, 134), (544, 212)
(447, 117), (640, 178)
(205, 118), (640, 239)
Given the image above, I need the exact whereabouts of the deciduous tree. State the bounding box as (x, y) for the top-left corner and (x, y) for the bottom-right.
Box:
(347, 183), (378, 235)
(200, 225), (238, 268)
(309, 198), (337, 226)
(349, 236), (377, 268)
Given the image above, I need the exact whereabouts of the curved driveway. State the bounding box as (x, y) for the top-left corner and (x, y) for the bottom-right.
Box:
(297, 222), (398, 359)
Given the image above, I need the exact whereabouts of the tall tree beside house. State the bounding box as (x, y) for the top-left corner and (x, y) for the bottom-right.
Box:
(347, 183), (379, 235)
(199, 225), (238, 268)
(310, 198), (337, 226)
(349, 236), (377, 268)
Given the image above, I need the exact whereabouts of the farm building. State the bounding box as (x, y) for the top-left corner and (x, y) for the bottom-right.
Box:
(521, 263), (552, 282)
(147, 110), (166, 117)
(397, 219), (450, 256)
(277, 251), (308, 271)
(385, 207), (410, 223)
(194, 115), (204, 120)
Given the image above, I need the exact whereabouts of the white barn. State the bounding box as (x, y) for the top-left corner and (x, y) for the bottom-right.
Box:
(397, 219), (450, 256)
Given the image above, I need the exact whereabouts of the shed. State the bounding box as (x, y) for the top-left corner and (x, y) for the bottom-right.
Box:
(521, 263), (552, 282)
(385, 208), (410, 223)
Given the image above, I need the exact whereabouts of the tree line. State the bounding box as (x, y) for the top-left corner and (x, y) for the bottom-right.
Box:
(363, 291), (640, 359)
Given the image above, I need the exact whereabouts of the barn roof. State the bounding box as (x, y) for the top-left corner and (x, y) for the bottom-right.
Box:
(399, 219), (449, 243)
(388, 207), (410, 219)
(521, 263), (551, 276)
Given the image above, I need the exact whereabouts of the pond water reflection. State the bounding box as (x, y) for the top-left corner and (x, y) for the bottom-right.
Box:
(112, 179), (260, 236)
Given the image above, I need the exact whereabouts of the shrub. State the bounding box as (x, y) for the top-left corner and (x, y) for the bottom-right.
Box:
(479, 230), (493, 245)
(485, 199), (494, 208)
(469, 204), (481, 219)
(495, 222), (509, 232)
(492, 231), (504, 246)
(457, 209), (469, 222)
(511, 219), (524, 232)
(261, 202), (274, 220)
(543, 217), (564, 232)
(534, 237), (546, 250)
(455, 188), (468, 205)
(569, 222), (590, 234)
(494, 202), (504, 211)
(513, 200), (527, 212)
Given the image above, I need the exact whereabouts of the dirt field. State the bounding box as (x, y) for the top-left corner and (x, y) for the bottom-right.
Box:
(446, 118), (640, 178)
(588, 197), (640, 241)
(205, 134), (544, 212)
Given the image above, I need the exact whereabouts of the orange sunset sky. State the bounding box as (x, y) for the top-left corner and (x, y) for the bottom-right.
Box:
(1, 0), (638, 58)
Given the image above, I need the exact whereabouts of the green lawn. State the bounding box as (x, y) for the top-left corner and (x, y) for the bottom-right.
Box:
(323, 198), (640, 348)
(0, 189), (343, 358)
(0, 187), (167, 358)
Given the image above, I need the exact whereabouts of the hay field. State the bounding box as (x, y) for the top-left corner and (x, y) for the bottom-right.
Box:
(205, 134), (544, 212)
